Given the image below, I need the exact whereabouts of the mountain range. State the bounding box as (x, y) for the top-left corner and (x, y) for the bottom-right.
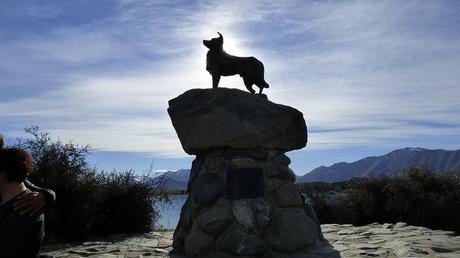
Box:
(151, 147), (460, 187)
(297, 147), (460, 183)
(150, 169), (190, 189)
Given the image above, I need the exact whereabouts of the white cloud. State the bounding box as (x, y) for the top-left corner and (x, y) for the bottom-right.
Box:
(1, 0), (459, 158)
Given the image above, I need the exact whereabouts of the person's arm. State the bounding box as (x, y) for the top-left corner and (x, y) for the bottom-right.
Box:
(14, 180), (56, 215)
(24, 180), (56, 205)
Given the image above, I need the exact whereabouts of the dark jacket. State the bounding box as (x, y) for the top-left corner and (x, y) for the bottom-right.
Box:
(0, 190), (44, 258)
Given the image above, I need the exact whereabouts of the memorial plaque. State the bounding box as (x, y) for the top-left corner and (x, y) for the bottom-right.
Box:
(226, 168), (264, 200)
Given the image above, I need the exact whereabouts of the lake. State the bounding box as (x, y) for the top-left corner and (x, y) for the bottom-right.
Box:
(155, 195), (187, 229)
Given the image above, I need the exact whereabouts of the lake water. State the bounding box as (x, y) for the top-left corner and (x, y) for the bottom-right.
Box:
(155, 195), (187, 229)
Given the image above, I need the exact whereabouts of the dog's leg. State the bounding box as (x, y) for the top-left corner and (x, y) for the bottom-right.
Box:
(242, 76), (255, 94)
(258, 86), (263, 94)
(212, 75), (221, 88)
(245, 82), (256, 94)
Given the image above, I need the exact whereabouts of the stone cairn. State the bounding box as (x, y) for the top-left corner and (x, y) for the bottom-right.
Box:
(168, 88), (324, 257)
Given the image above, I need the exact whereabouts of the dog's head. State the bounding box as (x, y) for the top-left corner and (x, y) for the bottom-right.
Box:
(203, 32), (223, 50)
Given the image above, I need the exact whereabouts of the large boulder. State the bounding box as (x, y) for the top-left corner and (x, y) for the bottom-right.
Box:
(190, 173), (224, 207)
(219, 225), (267, 255)
(197, 205), (233, 235)
(168, 88), (307, 155)
(184, 223), (214, 256)
(266, 209), (319, 252)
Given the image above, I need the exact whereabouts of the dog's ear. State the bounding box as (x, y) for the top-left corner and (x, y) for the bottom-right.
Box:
(217, 32), (223, 42)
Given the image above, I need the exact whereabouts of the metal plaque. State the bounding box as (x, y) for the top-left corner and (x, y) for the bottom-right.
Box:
(226, 168), (264, 200)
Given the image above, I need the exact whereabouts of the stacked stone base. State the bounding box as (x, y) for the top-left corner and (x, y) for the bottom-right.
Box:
(172, 149), (324, 257)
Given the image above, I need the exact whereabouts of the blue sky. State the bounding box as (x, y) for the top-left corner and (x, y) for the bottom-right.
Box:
(1, 0), (460, 175)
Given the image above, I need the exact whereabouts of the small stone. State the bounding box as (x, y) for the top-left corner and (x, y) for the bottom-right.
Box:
(264, 164), (296, 182)
(188, 156), (204, 187)
(348, 235), (368, 240)
(394, 222), (407, 228)
(350, 243), (379, 250)
(368, 228), (393, 234)
(367, 239), (385, 244)
(367, 250), (389, 256)
(265, 177), (286, 192)
(154, 248), (169, 253)
(219, 227), (243, 253)
(431, 246), (454, 253)
(232, 200), (254, 229)
(88, 254), (118, 258)
(254, 198), (271, 228)
(273, 154), (291, 165)
(322, 228), (337, 233)
(137, 239), (159, 247)
(383, 239), (410, 247)
(305, 243), (340, 255)
(322, 224), (340, 228)
(274, 183), (304, 207)
(252, 149), (269, 160)
(337, 229), (355, 235)
(394, 246), (429, 257)
(219, 227), (267, 255)
(396, 230), (424, 238)
(83, 241), (111, 246)
(382, 223), (394, 229)
(332, 244), (349, 252)
(238, 234), (267, 255)
(69, 249), (120, 255)
(231, 158), (256, 168)
(286, 168), (297, 182)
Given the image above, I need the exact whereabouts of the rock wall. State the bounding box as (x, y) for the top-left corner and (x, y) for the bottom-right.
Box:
(168, 88), (323, 257)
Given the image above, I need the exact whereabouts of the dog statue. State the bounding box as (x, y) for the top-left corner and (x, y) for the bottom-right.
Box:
(203, 32), (269, 94)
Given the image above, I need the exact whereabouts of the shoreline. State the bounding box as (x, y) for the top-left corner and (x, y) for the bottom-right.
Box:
(165, 189), (187, 195)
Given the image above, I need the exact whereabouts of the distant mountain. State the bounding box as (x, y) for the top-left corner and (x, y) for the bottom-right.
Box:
(151, 169), (190, 189)
(297, 147), (460, 183)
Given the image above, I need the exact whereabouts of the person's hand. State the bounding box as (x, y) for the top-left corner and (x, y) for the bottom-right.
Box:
(14, 192), (45, 216)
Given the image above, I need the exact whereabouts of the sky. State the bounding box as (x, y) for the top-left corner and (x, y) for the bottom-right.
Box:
(1, 0), (460, 175)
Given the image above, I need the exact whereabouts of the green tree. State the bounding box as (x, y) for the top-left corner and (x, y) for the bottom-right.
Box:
(18, 126), (169, 242)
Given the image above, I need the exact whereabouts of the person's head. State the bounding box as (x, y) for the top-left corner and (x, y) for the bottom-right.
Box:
(0, 148), (34, 185)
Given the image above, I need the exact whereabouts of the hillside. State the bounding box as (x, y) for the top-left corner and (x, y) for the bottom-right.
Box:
(297, 147), (460, 183)
(150, 169), (190, 189)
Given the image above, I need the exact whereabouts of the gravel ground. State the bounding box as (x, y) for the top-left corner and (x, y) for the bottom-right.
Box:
(41, 222), (460, 258)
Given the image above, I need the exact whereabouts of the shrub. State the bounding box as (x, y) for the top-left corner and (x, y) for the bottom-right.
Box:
(300, 168), (460, 234)
(17, 126), (169, 242)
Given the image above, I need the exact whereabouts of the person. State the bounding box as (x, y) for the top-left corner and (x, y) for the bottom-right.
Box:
(0, 134), (55, 215)
(0, 147), (44, 257)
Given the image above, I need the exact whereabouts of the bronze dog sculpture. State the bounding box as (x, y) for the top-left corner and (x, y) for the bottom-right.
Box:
(203, 32), (269, 94)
